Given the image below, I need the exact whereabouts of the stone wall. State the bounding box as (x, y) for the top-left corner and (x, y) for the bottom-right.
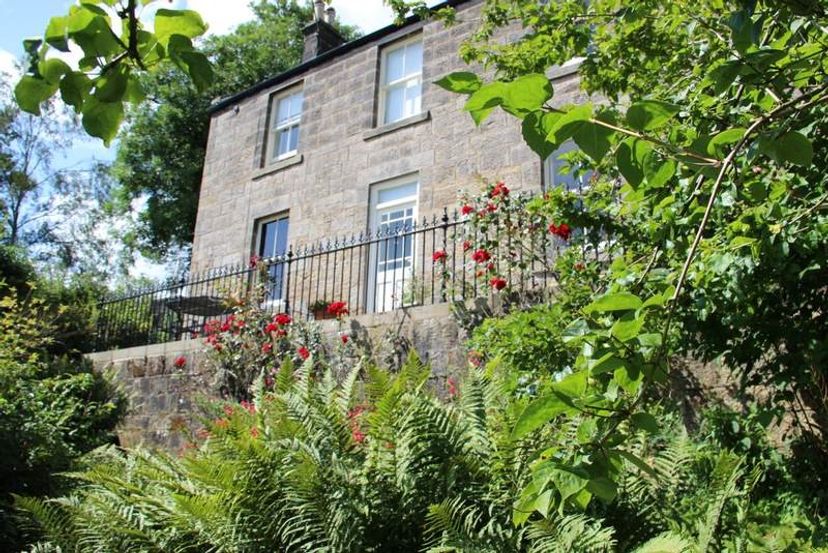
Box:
(88, 303), (469, 451)
(190, 0), (588, 272)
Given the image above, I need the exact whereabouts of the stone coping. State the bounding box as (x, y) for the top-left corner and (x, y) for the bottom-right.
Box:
(362, 111), (431, 141)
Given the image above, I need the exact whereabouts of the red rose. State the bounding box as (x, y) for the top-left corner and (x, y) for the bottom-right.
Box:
(173, 355), (186, 368)
(341, 334), (349, 344)
(432, 249), (447, 263)
(273, 313), (292, 326)
(486, 262), (495, 272)
(326, 301), (349, 318)
(489, 277), (507, 290)
(297, 346), (310, 360)
(462, 240), (472, 252)
(490, 181), (509, 198)
(486, 202), (497, 213)
(262, 342), (273, 354)
(548, 222), (572, 241)
(471, 249), (491, 263)
(461, 204), (474, 215)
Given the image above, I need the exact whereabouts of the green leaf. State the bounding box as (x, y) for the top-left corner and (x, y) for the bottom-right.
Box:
(464, 81), (506, 125)
(614, 366), (643, 395)
(774, 131), (813, 166)
(626, 100), (680, 131)
(642, 153), (676, 188)
(584, 292), (643, 314)
(617, 450), (658, 478)
(707, 128), (746, 155)
(501, 73), (552, 118)
(66, 5), (97, 34)
(616, 138), (653, 187)
(550, 467), (589, 507)
(546, 103), (592, 145)
(14, 76), (59, 115)
(59, 72), (93, 110)
(45, 15), (70, 52)
(512, 393), (572, 439)
(81, 96), (124, 146)
(611, 312), (645, 342)
(587, 477), (618, 502)
(94, 66), (128, 102)
(630, 412), (659, 434)
(38, 58), (71, 85)
(562, 318), (590, 343)
(590, 352), (626, 376)
(573, 120), (614, 163)
(154, 9), (208, 47)
(522, 111), (559, 159)
(177, 51), (213, 93)
(434, 71), (482, 94)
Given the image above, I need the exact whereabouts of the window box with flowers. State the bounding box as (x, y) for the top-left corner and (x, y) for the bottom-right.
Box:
(310, 300), (334, 320)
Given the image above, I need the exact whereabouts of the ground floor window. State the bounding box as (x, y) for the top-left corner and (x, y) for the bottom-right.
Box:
(256, 214), (289, 302)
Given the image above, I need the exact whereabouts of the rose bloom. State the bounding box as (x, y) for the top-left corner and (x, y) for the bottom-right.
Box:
(326, 301), (349, 318)
(462, 240), (472, 252)
(461, 204), (474, 215)
(273, 313), (292, 326)
(432, 249), (447, 263)
(471, 249), (491, 263)
(297, 346), (310, 360)
(262, 342), (273, 354)
(490, 277), (507, 290)
(341, 334), (350, 344)
(548, 222), (572, 241)
(173, 355), (186, 368)
(490, 181), (509, 198)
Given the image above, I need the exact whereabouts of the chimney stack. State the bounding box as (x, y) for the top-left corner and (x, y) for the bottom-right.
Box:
(303, 2), (345, 62)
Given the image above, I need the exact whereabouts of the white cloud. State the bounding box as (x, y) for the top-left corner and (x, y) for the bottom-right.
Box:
(183, 0), (254, 36)
(0, 48), (18, 78)
(330, 0), (395, 34)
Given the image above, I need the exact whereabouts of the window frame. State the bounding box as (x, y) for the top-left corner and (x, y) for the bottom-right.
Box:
(254, 213), (290, 304)
(377, 34), (423, 127)
(265, 86), (304, 165)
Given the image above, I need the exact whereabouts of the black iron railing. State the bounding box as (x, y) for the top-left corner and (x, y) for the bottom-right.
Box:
(94, 206), (599, 351)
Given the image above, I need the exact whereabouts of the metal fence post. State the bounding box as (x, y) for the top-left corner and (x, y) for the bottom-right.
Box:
(440, 207), (449, 302)
(284, 245), (293, 316)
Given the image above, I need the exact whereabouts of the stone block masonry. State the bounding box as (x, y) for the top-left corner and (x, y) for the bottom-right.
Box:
(87, 303), (472, 451)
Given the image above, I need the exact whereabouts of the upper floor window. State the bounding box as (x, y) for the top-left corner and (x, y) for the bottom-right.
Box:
(267, 87), (304, 163)
(379, 37), (422, 125)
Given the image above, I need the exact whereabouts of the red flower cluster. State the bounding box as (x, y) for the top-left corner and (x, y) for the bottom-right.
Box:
(447, 377), (458, 399)
(548, 222), (572, 241)
(471, 249), (491, 263)
(240, 400), (256, 414)
(461, 204), (474, 215)
(218, 314), (245, 334)
(297, 346), (310, 360)
(348, 405), (367, 444)
(264, 312), (292, 337)
(490, 181), (509, 198)
(340, 334), (350, 344)
(173, 355), (187, 368)
(326, 301), (349, 318)
(489, 276), (507, 290)
(432, 249), (448, 263)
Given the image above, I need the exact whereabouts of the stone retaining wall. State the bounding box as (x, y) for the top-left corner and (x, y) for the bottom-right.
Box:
(87, 303), (468, 451)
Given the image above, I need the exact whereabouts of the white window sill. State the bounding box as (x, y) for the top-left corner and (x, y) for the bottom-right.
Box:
(363, 111), (430, 141)
(253, 153), (303, 180)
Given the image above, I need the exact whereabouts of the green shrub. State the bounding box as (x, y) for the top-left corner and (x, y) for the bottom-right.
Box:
(469, 303), (574, 376)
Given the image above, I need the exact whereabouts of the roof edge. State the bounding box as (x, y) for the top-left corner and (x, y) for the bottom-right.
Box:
(207, 0), (474, 115)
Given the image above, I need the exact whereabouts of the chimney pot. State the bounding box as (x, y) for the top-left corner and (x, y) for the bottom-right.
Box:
(324, 6), (336, 25)
(313, 0), (325, 21)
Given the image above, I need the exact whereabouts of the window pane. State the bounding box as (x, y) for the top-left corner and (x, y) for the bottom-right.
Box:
(385, 47), (405, 83)
(277, 97), (291, 125)
(384, 86), (404, 124)
(403, 81), (421, 119)
(404, 41), (422, 76)
(278, 128), (294, 156)
(378, 182), (417, 204)
(290, 91), (303, 118)
(259, 217), (289, 258)
(288, 125), (299, 152)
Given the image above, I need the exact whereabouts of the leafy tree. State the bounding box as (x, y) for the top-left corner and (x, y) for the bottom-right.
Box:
(0, 282), (126, 549)
(14, 0), (212, 144)
(111, 0), (359, 260)
(432, 0), (828, 523)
